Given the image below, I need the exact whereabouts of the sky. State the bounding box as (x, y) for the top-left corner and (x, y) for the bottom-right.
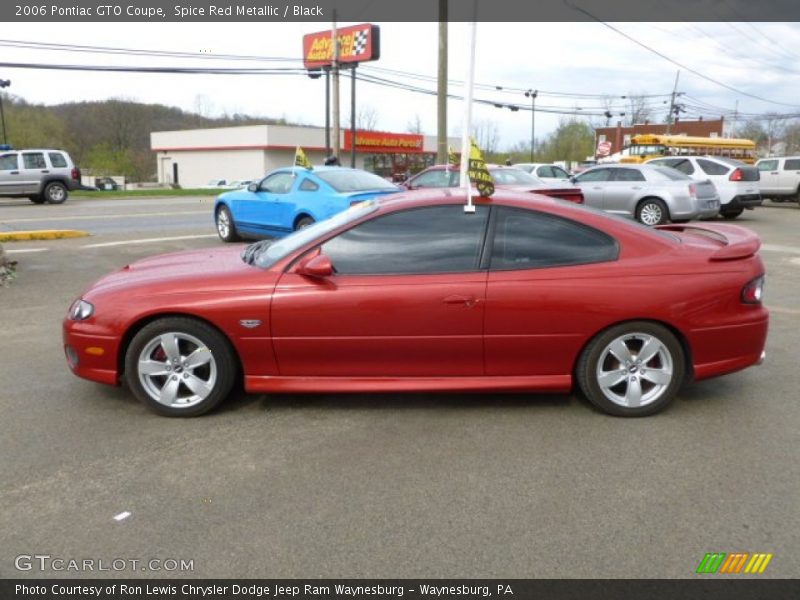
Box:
(1, 21), (800, 150)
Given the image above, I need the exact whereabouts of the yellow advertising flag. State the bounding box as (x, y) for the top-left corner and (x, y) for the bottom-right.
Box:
(467, 138), (495, 197)
(294, 146), (313, 170)
(447, 145), (459, 166)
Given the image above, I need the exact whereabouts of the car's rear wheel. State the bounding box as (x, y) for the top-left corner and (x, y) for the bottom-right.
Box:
(216, 206), (240, 242)
(576, 321), (685, 417)
(125, 317), (237, 417)
(294, 216), (315, 230)
(636, 198), (669, 226)
(43, 181), (68, 204)
(722, 208), (744, 220)
(29, 195), (46, 204)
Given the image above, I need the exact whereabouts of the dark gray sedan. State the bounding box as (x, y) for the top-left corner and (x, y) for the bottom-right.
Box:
(572, 164), (720, 225)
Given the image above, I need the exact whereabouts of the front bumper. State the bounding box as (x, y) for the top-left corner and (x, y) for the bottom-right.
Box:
(63, 321), (121, 386)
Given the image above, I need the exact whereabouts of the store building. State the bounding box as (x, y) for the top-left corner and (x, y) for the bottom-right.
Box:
(151, 124), (460, 188)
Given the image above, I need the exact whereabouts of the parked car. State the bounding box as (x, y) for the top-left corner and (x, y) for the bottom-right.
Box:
(94, 177), (120, 191)
(646, 156), (761, 219)
(755, 156), (800, 202)
(64, 188), (768, 418)
(0, 148), (82, 204)
(214, 166), (401, 242)
(513, 163), (572, 181)
(202, 178), (232, 189)
(572, 164), (720, 225)
(403, 165), (584, 204)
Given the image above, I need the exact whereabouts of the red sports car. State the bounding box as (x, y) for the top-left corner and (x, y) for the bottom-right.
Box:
(63, 189), (768, 418)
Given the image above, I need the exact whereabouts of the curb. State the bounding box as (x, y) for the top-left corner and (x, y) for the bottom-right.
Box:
(0, 230), (90, 242)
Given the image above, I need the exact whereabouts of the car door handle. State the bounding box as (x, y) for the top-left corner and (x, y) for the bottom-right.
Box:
(631, 186), (642, 190)
(771, 172), (779, 175)
(10, 171), (18, 174)
(592, 186), (603, 190)
(443, 295), (477, 307)
(41, 170), (49, 173)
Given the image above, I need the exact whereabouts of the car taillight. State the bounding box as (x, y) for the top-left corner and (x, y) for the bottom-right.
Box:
(729, 168), (743, 181)
(688, 183), (697, 198)
(71, 167), (80, 181)
(741, 275), (765, 304)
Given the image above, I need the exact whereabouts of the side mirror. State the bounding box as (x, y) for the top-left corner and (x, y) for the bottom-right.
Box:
(247, 183), (258, 192)
(569, 176), (578, 184)
(297, 254), (334, 278)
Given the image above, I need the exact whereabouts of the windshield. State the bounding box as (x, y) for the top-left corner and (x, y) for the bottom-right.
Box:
(252, 201), (380, 269)
(316, 170), (399, 193)
(488, 168), (542, 185)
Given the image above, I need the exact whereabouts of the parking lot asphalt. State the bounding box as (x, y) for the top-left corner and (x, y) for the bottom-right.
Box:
(0, 198), (798, 579)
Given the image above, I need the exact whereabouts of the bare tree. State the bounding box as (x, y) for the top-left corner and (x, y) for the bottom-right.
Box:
(471, 119), (500, 155)
(406, 114), (423, 134)
(764, 113), (787, 156)
(356, 105), (379, 131)
(626, 93), (652, 126)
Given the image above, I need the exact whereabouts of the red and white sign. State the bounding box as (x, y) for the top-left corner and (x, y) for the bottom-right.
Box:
(344, 130), (424, 154)
(597, 140), (612, 157)
(303, 24), (380, 69)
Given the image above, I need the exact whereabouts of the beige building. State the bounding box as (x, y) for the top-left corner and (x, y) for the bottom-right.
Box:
(151, 124), (459, 188)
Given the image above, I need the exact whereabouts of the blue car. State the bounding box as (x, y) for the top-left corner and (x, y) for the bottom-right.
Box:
(214, 166), (401, 242)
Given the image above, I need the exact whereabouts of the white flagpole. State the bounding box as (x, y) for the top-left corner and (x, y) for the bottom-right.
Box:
(459, 20), (478, 214)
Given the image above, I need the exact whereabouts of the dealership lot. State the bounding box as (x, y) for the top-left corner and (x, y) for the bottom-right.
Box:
(0, 197), (798, 578)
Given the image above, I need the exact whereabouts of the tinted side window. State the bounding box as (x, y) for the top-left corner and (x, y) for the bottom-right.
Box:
(0, 154), (18, 170)
(758, 160), (778, 171)
(656, 158), (695, 175)
(491, 207), (618, 270)
(537, 166), (554, 178)
(22, 153), (46, 169)
(784, 159), (800, 170)
(48, 152), (68, 168)
(322, 205), (489, 275)
(552, 166), (570, 178)
(299, 178), (319, 191)
(260, 172), (294, 193)
(613, 168), (646, 182)
(697, 159), (729, 175)
(575, 168), (612, 182)
(411, 170), (453, 188)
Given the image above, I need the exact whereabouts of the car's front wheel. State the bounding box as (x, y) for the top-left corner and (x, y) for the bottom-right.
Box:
(43, 181), (68, 204)
(125, 317), (237, 417)
(294, 216), (315, 230)
(576, 321), (686, 417)
(216, 206), (240, 242)
(721, 208), (744, 220)
(636, 198), (669, 226)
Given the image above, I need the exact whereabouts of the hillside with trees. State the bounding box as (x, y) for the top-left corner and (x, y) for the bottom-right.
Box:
(0, 94), (297, 181)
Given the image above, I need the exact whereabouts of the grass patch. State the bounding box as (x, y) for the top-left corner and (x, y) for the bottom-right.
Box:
(72, 188), (225, 199)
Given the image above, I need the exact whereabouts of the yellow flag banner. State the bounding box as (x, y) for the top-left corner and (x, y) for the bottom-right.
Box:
(468, 138), (495, 197)
(294, 146), (313, 170)
(447, 145), (459, 166)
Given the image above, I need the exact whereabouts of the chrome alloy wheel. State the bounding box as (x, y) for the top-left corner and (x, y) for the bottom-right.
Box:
(137, 332), (217, 409)
(595, 332), (674, 408)
(216, 209), (231, 239)
(639, 203), (663, 226)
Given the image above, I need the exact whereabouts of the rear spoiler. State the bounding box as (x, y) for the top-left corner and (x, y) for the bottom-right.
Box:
(656, 223), (761, 261)
(535, 187), (584, 204)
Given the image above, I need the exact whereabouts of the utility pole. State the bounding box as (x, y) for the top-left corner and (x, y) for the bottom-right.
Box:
(732, 99), (739, 138)
(666, 70), (680, 134)
(350, 66), (356, 168)
(0, 79), (10, 146)
(331, 11), (340, 160)
(436, 0), (448, 164)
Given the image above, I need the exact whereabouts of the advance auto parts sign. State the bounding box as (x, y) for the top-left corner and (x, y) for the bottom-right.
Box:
(344, 130), (424, 154)
(303, 24), (380, 69)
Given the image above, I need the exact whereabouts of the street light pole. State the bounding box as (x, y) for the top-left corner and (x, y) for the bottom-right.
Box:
(0, 79), (10, 146)
(525, 89), (537, 162)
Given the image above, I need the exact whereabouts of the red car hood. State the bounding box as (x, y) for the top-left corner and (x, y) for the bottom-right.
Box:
(83, 246), (273, 299)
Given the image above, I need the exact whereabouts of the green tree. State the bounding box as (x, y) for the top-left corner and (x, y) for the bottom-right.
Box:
(538, 119), (595, 163)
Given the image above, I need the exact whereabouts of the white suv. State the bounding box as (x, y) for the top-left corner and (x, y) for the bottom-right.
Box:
(646, 156), (761, 219)
(0, 148), (83, 204)
(756, 156), (800, 202)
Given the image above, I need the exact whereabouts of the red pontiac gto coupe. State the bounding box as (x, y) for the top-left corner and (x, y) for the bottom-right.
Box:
(63, 189), (768, 418)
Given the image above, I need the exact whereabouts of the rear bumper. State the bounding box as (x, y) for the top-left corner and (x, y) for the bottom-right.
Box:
(725, 194), (763, 211)
(689, 314), (769, 381)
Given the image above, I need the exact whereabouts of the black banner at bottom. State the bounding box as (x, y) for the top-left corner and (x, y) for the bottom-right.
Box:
(3, 579), (799, 600)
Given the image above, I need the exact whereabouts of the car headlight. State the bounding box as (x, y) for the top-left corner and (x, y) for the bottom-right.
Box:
(69, 299), (94, 321)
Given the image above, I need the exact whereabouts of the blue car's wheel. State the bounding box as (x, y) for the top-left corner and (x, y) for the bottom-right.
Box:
(294, 216), (315, 230)
(216, 206), (240, 242)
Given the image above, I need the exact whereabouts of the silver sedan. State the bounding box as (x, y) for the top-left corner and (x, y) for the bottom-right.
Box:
(572, 164), (720, 225)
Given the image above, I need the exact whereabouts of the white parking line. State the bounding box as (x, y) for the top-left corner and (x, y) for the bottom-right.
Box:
(4, 248), (50, 254)
(81, 234), (219, 248)
(1, 210), (209, 224)
(762, 243), (800, 255)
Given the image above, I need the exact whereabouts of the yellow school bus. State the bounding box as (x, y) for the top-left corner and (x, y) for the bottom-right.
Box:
(620, 134), (757, 164)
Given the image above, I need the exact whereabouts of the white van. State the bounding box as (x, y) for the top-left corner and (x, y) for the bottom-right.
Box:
(756, 156), (800, 202)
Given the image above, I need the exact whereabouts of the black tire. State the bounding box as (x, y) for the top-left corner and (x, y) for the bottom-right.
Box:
(43, 181), (68, 204)
(721, 208), (744, 220)
(215, 205), (241, 242)
(28, 195), (46, 204)
(635, 198), (669, 226)
(576, 321), (686, 417)
(294, 216), (315, 230)
(125, 317), (237, 417)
